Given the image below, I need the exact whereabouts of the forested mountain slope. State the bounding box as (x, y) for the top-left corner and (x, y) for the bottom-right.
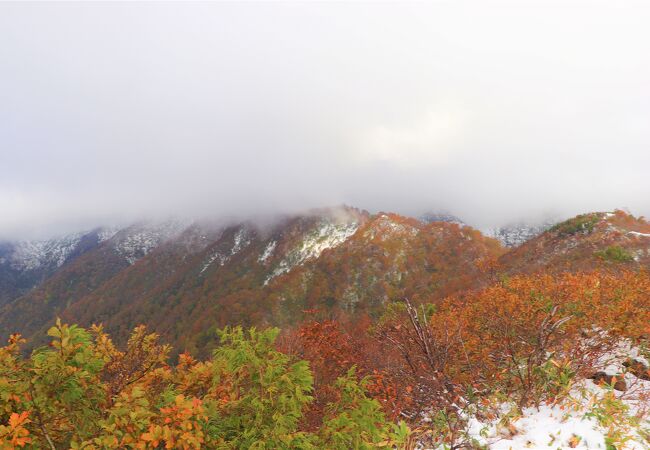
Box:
(1, 208), (650, 448)
(1, 208), (648, 358)
(499, 210), (650, 274)
(0, 207), (504, 355)
(0, 229), (113, 307)
(0, 221), (185, 345)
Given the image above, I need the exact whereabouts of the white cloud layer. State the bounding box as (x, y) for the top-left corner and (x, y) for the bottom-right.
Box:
(1, 1), (649, 238)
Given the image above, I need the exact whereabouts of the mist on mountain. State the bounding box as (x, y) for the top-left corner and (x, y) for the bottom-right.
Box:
(2, 2), (650, 239)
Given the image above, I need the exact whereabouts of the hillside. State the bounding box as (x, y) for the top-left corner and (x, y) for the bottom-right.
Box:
(61, 208), (371, 354)
(499, 210), (650, 274)
(4, 257), (649, 450)
(485, 218), (556, 247)
(1, 208), (649, 358)
(0, 220), (187, 345)
(0, 208), (504, 355)
(264, 212), (502, 316)
(0, 229), (112, 307)
(0, 208), (649, 448)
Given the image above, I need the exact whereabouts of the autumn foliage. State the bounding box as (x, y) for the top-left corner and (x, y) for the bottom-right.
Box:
(1, 263), (649, 448)
(265, 270), (647, 447)
(0, 321), (408, 449)
(366, 269), (650, 446)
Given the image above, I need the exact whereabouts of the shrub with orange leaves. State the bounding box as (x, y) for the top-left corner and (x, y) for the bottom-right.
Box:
(279, 315), (409, 429)
(449, 270), (650, 405)
(378, 269), (650, 415)
(0, 412), (31, 448)
(369, 270), (650, 447)
(140, 395), (207, 449)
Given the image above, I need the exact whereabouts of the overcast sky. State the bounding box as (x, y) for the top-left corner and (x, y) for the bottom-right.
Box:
(1, 1), (649, 238)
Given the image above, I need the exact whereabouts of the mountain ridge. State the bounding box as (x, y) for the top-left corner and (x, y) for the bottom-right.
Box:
(1, 207), (649, 357)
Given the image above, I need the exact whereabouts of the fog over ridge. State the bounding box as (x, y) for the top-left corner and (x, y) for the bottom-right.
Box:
(1, 2), (649, 239)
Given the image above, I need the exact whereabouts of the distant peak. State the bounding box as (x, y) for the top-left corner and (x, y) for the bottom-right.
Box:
(419, 211), (466, 226)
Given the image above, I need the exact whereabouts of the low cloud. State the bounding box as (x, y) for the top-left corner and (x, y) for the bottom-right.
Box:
(1, 2), (649, 239)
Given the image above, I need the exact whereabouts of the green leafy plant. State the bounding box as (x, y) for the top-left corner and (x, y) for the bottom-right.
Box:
(0, 322), (409, 449)
(585, 390), (638, 450)
(595, 246), (634, 263)
(318, 367), (409, 449)
(533, 358), (576, 404)
(550, 214), (600, 236)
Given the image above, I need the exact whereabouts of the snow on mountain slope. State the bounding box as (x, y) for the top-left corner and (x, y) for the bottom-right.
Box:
(110, 220), (189, 264)
(1, 226), (122, 273)
(265, 219), (360, 284)
(258, 240), (277, 263)
(6, 232), (85, 271)
(0, 220), (187, 275)
(200, 227), (253, 274)
(486, 219), (557, 248)
(0, 227), (121, 306)
(97, 227), (119, 243)
(419, 211), (465, 226)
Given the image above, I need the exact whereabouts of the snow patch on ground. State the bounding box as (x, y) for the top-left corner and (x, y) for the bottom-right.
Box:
(462, 377), (650, 449)
(629, 231), (650, 238)
(468, 401), (629, 449)
(265, 221), (358, 284)
(435, 342), (650, 450)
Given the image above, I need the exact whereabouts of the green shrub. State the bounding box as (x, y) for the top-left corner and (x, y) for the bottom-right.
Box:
(0, 322), (409, 449)
(595, 246), (634, 263)
(585, 390), (639, 450)
(550, 214), (601, 236)
(318, 368), (410, 449)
